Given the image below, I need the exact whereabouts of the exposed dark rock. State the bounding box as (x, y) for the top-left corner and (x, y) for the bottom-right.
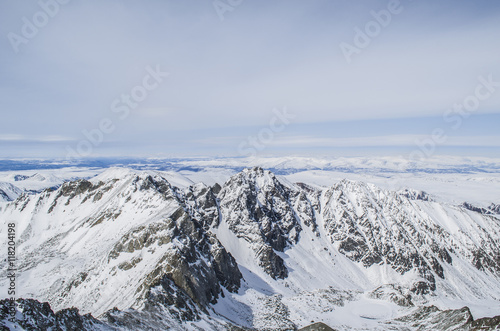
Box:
(212, 182), (222, 194)
(144, 277), (201, 322)
(391, 305), (473, 330)
(208, 233), (243, 292)
(183, 183), (220, 229)
(13, 174), (30, 181)
(299, 322), (337, 331)
(410, 280), (434, 295)
(387, 305), (500, 330)
(321, 180), (475, 293)
(256, 245), (288, 279)
(109, 208), (241, 309)
(489, 203), (500, 214)
(461, 202), (494, 215)
(0, 297), (236, 330)
(255, 294), (296, 330)
(0, 298), (108, 330)
(398, 188), (431, 201)
(368, 284), (414, 307)
(0, 190), (9, 201)
(48, 179), (106, 212)
(217, 167), (309, 279)
(469, 314), (500, 329)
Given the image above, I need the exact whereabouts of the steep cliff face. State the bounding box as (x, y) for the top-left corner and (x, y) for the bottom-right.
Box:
(216, 167), (308, 279)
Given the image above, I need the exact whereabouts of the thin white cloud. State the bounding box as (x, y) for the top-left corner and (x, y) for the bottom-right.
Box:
(268, 135), (500, 148)
(37, 135), (76, 142)
(0, 134), (25, 141)
(0, 134), (75, 142)
(197, 134), (500, 148)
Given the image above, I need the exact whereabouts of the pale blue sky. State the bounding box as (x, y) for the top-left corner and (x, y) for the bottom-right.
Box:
(0, 0), (499, 158)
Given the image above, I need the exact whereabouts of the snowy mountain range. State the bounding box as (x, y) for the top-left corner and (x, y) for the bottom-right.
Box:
(1, 166), (500, 330)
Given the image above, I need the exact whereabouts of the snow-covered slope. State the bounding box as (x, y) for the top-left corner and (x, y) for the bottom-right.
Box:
(0, 182), (23, 202)
(1, 172), (64, 192)
(1, 167), (500, 330)
(1, 168), (242, 329)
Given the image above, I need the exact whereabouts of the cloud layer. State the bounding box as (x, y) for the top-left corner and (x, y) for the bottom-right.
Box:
(1, 0), (499, 157)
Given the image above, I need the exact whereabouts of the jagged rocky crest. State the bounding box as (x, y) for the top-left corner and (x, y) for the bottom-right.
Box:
(216, 167), (312, 279)
(0, 299), (108, 330)
(3, 298), (500, 331)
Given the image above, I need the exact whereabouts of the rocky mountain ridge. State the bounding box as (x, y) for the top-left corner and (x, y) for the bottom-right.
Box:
(1, 167), (500, 330)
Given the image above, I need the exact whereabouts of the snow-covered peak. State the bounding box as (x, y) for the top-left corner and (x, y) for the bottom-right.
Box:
(398, 188), (432, 201)
(90, 167), (140, 183)
(331, 178), (380, 194)
(29, 172), (60, 182)
(224, 166), (282, 189)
